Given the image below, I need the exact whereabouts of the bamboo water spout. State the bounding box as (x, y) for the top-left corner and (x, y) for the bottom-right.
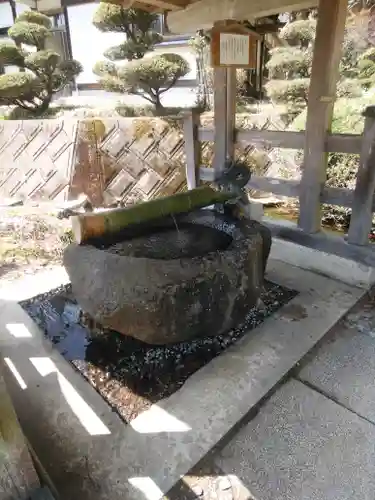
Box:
(71, 161), (251, 245)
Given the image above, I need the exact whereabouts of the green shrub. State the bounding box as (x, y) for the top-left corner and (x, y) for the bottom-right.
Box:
(93, 3), (189, 110)
(16, 10), (52, 28)
(336, 79), (362, 98)
(0, 12), (82, 116)
(265, 78), (310, 104)
(357, 48), (375, 88)
(8, 21), (51, 50)
(115, 103), (185, 117)
(291, 96), (371, 228)
(266, 15), (370, 124)
(280, 19), (316, 46)
(96, 53), (189, 110)
(0, 43), (26, 66)
(93, 2), (162, 59)
(358, 58), (375, 78)
(267, 47), (311, 79)
(359, 47), (375, 63)
(0, 73), (43, 100)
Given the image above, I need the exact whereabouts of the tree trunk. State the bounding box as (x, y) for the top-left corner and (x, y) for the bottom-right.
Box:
(71, 186), (236, 244)
(154, 93), (163, 112)
(35, 94), (52, 116)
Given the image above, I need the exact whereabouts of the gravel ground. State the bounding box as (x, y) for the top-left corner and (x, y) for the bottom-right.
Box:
(0, 205), (71, 283)
(21, 281), (297, 424)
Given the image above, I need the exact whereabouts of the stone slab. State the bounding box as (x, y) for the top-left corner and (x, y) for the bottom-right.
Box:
(298, 301), (375, 424)
(266, 218), (375, 289)
(216, 379), (375, 500)
(0, 261), (363, 500)
(270, 237), (375, 289)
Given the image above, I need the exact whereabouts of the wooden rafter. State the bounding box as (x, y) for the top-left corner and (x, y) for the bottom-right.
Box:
(207, 20), (284, 36)
(103, 0), (193, 11)
(167, 0), (318, 33)
(134, 0), (191, 11)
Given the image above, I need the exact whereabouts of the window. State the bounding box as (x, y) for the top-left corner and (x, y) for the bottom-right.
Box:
(0, 2), (13, 28)
(52, 12), (66, 28)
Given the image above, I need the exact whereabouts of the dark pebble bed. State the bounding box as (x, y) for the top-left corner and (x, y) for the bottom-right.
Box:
(21, 282), (297, 423)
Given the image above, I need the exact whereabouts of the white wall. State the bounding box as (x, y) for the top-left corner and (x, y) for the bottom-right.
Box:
(0, 2), (13, 28)
(67, 3), (124, 85)
(0, 1), (31, 27)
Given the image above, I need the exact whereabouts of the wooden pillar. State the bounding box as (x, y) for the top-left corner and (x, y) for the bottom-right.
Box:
(347, 106), (375, 245)
(63, 6), (74, 61)
(213, 67), (228, 176)
(226, 66), (236, 161)
(212, 66), (236, 177)
(298, 0), (348, 234)
(183, 108), (201, 190)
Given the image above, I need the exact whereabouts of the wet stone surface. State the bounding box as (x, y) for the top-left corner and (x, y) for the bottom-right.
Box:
(21, 282), (297, 423)
(106, 223), (233, 260)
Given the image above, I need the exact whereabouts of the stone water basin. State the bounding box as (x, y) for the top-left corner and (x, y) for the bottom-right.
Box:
(63, 210), (271, 344)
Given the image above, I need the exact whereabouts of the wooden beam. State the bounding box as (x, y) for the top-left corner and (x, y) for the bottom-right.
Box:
(347, 107), (375, 245)
(298, 0), (348, 234)
(200, 167), (375, 212)
(183, 109), (201, 189)
(140, 0), (191, 11)
(197, 128), (363, 155)
(168, 0), (318, 33)
(247, 175), (300, 197)
(211, 20), (262, 39)
(252, 22), (285, 34)
(100, 0), (189, 10)
(326, 133), (363, 154)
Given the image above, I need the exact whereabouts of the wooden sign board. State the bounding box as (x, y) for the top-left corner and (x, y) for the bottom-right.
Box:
(211, 28), (258, 69)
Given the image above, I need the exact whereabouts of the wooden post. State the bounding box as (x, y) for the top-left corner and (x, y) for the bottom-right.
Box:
(212, 67), (229, 176)
(298, 0), (348, 234)
(183, 109), (201, 190)
(212, 66), (236, 177)
(226, 66), (237, 161)
(347, 106), (375, 245)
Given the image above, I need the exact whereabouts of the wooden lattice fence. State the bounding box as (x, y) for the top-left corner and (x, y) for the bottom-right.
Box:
(0, 114), (291, 207)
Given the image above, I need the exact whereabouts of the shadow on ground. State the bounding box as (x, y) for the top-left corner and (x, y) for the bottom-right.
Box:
(0, 262), (18, 278)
